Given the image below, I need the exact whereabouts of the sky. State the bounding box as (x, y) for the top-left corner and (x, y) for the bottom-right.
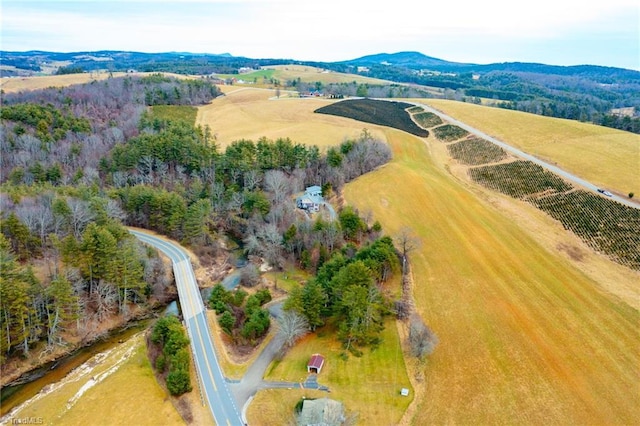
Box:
(1, 0), (639, 70)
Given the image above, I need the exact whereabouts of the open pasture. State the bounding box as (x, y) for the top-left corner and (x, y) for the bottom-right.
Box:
(4, 333), (185, 425)
(0, 71), (197, 93)
(259, 319), (413, 426)
(420, 99), (640, 197)
(196, 88), (386, 150)
(200, 92), (639, 424)
(343, 127), (639, 425)
(265, 64), (392, 85)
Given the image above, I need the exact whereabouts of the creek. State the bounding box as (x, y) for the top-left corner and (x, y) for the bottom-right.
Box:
(0, 304), (177, 416)
(0, 235), (247, 416)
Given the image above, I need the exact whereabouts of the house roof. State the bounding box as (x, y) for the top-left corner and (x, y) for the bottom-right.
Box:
(306, 185), (322, 194)
(308, 353), (325, 369)
(299, 398), (344, 426)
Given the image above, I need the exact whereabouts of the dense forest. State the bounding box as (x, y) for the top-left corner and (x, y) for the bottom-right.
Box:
(0, 74), (395, 370)
(0, 75), (220, 367)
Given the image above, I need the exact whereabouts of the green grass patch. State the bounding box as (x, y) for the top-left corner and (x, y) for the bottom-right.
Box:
(150, 105), (198, 125)
(216, 69), (276, 82)
(264, 268), (311, 294)
(265, 318), (412, 425)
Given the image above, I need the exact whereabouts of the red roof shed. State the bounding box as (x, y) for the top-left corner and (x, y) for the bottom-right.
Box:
(307, 353), (325, 374)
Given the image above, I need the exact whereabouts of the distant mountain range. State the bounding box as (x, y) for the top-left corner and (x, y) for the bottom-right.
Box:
(341, 51), (639, 79)
(1, 50), (638, 133)
(1, 49), (637, 77)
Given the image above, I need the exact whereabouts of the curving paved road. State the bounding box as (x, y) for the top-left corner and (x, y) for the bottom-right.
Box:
(405, 100), (640, 210)
(129, 230), (243, 426)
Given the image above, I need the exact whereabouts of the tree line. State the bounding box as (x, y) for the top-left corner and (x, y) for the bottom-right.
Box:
(0, 75), (394, 367)
(0, 190), (172, 363)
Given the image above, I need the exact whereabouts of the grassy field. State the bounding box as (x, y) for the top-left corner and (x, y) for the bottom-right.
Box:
(418, 99), (640, 197)
(343, 127), (639, 424)
(150, 105), (198, 124)
(256, 318), (413, 426)
(214, 65), (390, 90)
(4, 333), (185, 426)
(266, 64), (392, 85)
(196, 88), (386, 150)
(0, 71), (196, 93)
(214, 68), (277, 83)
(199, 91), (639, 424)
(7, 71), (639, 425)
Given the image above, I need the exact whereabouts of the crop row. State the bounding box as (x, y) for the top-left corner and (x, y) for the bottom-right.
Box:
(447, 137), (508, 165)
(315, 99), (429, 137)
(412, 111), (443, 128)
(469, 160), (573, 198)
(432, 124), (469, 141)
(532, 190), (640, 269)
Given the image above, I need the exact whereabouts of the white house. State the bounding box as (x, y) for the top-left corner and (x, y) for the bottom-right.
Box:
(296, 186), (323, 212)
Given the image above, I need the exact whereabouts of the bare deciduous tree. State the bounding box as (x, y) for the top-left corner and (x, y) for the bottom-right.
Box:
(394, 226), (421, 276)
(264, 169), (290, 204)
(243, 169), (262, 192)
(276, 310), (309, 349)
(67, 198), (95, 238)
(408, 314), (438, 359)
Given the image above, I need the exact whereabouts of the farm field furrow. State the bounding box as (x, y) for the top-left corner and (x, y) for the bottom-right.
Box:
(343, 128), (639, 425)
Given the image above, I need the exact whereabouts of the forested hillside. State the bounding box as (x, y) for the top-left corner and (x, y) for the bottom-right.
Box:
(0, 74), (394, 375)
(0, 75), (221, 372)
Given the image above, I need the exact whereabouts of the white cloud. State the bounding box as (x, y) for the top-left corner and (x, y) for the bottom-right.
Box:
(1, 0), (637, 68)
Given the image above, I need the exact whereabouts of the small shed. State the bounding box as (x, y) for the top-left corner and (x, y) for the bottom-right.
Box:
(307, 353), (325, 374)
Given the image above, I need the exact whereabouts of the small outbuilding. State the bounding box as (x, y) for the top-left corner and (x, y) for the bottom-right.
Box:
(307, 353), (325, 374)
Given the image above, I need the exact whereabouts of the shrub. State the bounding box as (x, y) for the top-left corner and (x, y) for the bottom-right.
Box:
(219, 311), (235, 334)
(432, 124), (469, 142)
(166, 369), (192, 396)
(408, 315), (438, 359)
(155, 354), (166, 372)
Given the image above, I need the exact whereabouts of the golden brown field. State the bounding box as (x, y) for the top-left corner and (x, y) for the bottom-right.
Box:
(419, 99), (640, 198)
(0, 72), (196, 93)
(196, 88), (386, 149)
(199, 87), (639, 424)
(4, 333), (185, 426)
(343, 127), (639, 425)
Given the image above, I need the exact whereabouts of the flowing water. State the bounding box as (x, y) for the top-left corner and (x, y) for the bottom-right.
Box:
(1, 235), (245, 416)
(0, 298), (181, 417)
